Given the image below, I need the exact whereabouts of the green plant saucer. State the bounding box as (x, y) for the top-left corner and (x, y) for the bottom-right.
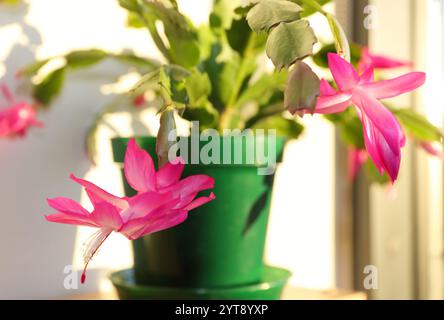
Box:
(110, 265), (291, 300)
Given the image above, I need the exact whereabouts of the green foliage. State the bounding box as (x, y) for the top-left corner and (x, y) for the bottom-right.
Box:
(22, 0), (442, 188)
(156, 107), (176, 167)
(24, 0), (331, 130)
(210, 0), (242, 30)
(266, 20), (317, 70)
(33, 67), (66, 105)
(65, 49), (107, 68)
(24, 49), (159, 105)
(364, 159), (390, 185)
(182, 101), (219, 129)
(246, 0), (303, 32)
(284, 61), (320, 114)
(226, 17), (267, 56)
(295, 0), (350, 62)
(246, 0), (317, 70)
(294, 0), (331, 17)
(118, 0), (140, 12)
(392, 108), (444, 142)
(235, 71), (287, 108)
(143, 1), (201, 67)
(113, 52), (159, 69)
(0, 0), (21, 5)
(313, 43), (362, 69)
(184, 70), (212, 105)
(131, 64), (220, 129)
(252, 116), (304, 139)
(20, 59), (50, 77)
(126, 12), (145, 28)
(182, 70), (219, 128)
(325, 13), (350, 61)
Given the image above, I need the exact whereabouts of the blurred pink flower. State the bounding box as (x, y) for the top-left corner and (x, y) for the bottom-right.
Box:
(358, 47), (412, 73)
(132, 94), (146, 108)
(0, 84), (43, 138)
(314, 53), (425, 182)
(420, 141), (444, 160)
(45, 138), (215, 283)
(348, 148), (368, 181)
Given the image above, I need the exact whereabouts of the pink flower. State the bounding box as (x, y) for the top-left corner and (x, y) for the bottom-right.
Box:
(0, 84), (43, 137)
(348, 148), (367, 181)
(132, 94), (146, 108)
(358, 47), (412, 73)
(45, 138), (215, 283)
(314, 53), (425, 182)
(420, 142), (444, 160)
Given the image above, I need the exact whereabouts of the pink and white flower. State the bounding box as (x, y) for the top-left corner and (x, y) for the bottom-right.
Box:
(0, 84), (43, 138)
(46, 138), (215, 283)
(358, 47), (412, 73)
(313, 53), (425, 182)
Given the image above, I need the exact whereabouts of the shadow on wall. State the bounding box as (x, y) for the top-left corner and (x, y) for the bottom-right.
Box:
(0, 2), (40, 84)
(0, 1), (145, 298)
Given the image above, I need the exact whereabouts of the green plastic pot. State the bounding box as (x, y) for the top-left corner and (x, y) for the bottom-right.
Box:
(112, 135), (286, 288)
(111, 266), (291, 300)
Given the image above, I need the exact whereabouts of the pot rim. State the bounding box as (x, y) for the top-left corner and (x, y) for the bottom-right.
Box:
(110, 265), (292, 294)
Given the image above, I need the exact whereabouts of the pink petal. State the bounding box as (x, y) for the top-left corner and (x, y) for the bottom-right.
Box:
(357, 108), (386, 175)
(319, 79), (336, 96)
(366, 49), (412, 69)
(360, 72), (426, 100)
(126, 211), (188, 240)
(348, 148), (367, 181)
(156, 159), (185, 189)
(359, 66), (374, 84)
(352, 90), (403, 156)
(327, 53), (359, 91)
(122, 191), (180, 221)
(89, 201), (123, 230)
(45, 213), (99, 227)
(132, 94), (146, 108)
(47, 197), (90, 216)
(30, 118), (44, 128)
(184, 192), (216, 211)
(119, 203), (180, 239)
(138, 211), (188, 238)
(46, 197), (99, 227)
(358, 48), (411, 73)
(162, 175), (215, 209)
(370, 55), (411, 69)
(1, 84), (14, 103)
(355, 102), (402, 182)
(70, 174), (128, 210)
(124, 138), (157, 193)
(420, 142), (444, 160)
(314, 92), (352, 114)
(357, 48), (371, 73)
(166, 175), (215, 195)
(119, 194), (184, 238)
(374, 129), (401, 182)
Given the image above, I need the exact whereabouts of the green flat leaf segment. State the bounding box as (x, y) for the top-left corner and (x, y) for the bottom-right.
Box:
(266, 20), (317, 70)
(393, 108), (444, 142)
(284, 61), (320, 114)
(246, 0), (303, 32)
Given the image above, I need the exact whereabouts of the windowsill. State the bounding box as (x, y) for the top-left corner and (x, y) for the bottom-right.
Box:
(60, 286), (367, 300)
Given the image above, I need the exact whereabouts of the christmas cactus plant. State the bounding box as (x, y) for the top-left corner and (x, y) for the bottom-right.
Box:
(0, 0), (442, 300)
(18, 0), (441, 183)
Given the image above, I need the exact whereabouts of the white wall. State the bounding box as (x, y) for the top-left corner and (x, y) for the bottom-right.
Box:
(0, 0), (337, 298)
